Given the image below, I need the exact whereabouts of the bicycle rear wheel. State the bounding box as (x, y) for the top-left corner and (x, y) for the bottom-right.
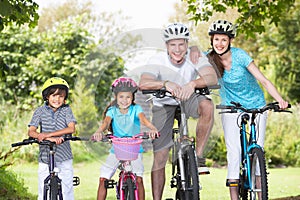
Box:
(249, 147), (268, 200)
(176, 145), (200, 200)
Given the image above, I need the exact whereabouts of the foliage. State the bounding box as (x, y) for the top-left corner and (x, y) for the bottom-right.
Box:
(232, 0), (300, 103)
(0, 0), (39, 31)
(0, 168), (36, 199)
(184, 0), (296, 38)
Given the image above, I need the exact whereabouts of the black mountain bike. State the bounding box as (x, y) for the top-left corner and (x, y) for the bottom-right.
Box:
(216, 101), (291, 200)
(143, 86), (219, 200)
(11, 135), (88, 200)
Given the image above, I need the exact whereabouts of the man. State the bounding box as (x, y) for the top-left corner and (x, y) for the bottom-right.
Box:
(139, 23), (218, 200)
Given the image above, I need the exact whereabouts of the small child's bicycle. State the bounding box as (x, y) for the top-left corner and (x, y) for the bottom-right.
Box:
(216, 101), (291, 200)
(100, 133), (152, 200)
(11, 135), (88, 200)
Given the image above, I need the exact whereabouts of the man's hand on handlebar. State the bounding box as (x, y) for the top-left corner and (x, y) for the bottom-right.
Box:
(176, 83), (195, 101)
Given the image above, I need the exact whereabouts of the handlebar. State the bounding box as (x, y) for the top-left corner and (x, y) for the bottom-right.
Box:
(99, 132), (159, 143)
(142, 85), (220, 99)
(11, 135), (89, 148)
(216, 101), (292, 114)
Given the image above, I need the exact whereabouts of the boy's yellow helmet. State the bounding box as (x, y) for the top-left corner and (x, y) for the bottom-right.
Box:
(42, 77), (69, 100)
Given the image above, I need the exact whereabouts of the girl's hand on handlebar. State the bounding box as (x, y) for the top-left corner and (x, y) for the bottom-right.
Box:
(91, 132), (103, 142)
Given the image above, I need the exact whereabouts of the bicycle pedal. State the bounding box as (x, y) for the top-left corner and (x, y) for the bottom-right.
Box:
(73, 176), (80, 186)
(105, 179), (116, 189)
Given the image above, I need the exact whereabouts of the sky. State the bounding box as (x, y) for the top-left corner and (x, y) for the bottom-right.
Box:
(35, 0), (179, 29)
(34, 0), (181, 71)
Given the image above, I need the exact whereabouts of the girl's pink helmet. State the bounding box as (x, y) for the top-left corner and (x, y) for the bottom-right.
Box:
(111, 77), (138, 94)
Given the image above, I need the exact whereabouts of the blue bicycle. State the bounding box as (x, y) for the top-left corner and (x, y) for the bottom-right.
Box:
(216, 102), (291, 200)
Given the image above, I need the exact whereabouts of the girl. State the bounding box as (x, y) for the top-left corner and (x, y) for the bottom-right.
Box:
(92, 77), (158, 200)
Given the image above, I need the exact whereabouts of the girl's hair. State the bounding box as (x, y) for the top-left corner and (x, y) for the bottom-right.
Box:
(207, 36), (226, 78)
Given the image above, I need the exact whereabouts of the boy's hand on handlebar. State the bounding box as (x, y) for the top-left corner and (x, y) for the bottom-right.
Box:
(48, 137), (64, 144)
(37, 133), (47, 142)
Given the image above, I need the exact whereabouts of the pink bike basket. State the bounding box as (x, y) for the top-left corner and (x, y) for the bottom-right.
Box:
(112, 137), (143, 161)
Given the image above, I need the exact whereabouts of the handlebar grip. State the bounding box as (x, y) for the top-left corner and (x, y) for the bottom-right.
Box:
(11, 142), (24, 147)
(208, 85), (221, 89)
(216, 105), (232, 109)
(142, 90), (158, 94)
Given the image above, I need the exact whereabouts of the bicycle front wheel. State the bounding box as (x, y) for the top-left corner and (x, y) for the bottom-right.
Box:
(176, 145), (200, 200)
(123, 178), (136, 200)
(249, 147), (268, 200)
(49, 176), (62, 200)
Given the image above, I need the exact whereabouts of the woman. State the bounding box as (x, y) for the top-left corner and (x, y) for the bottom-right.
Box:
(207, 20), (289, 200)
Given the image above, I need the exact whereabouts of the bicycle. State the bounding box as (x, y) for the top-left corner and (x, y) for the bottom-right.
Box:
(142, 86), (219, 200)
(11, 135), (88, 200)
(96, 132), (153, 200)
(216, 101), (291, 200)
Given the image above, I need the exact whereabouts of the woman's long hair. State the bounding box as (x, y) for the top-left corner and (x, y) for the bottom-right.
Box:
(207, 35), (227, 78)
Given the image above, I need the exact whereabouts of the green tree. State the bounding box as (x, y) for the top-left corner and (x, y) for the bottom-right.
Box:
(0, 0), (39, 31)
(184, 0), (296, 38)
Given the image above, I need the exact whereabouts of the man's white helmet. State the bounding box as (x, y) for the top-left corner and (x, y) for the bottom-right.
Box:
(163, 23), (190, 42)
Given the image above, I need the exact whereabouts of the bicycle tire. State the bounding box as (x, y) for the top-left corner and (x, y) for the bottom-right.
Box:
(175, 145), (200, 200)
(124, 178), (135, 200)
(49, 177), (59, 200)
(249, 147), (268, 200)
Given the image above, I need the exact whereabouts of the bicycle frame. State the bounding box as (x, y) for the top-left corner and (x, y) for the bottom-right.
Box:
(240, 113), (263, 191)
(118, 161), (139, 200)
(43, 141), (63, 200)
(172, 103), (199, 193)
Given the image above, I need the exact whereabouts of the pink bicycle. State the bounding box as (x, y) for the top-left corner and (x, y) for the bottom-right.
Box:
(101, 133), (150, 200)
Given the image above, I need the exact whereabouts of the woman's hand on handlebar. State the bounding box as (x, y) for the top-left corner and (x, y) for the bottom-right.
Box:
(277, 99), (289, 109)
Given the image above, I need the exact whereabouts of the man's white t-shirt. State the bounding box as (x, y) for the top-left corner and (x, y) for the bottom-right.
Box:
(144, 50), (211, 106)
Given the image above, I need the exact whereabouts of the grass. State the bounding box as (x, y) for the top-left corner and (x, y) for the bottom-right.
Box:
(8, 152), (300, 200)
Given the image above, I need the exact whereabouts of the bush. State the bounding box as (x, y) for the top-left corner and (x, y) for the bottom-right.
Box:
(0, 169), (36, 199)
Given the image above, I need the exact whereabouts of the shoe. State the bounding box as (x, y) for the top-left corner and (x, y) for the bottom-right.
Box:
(197, 157), (210, 175)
